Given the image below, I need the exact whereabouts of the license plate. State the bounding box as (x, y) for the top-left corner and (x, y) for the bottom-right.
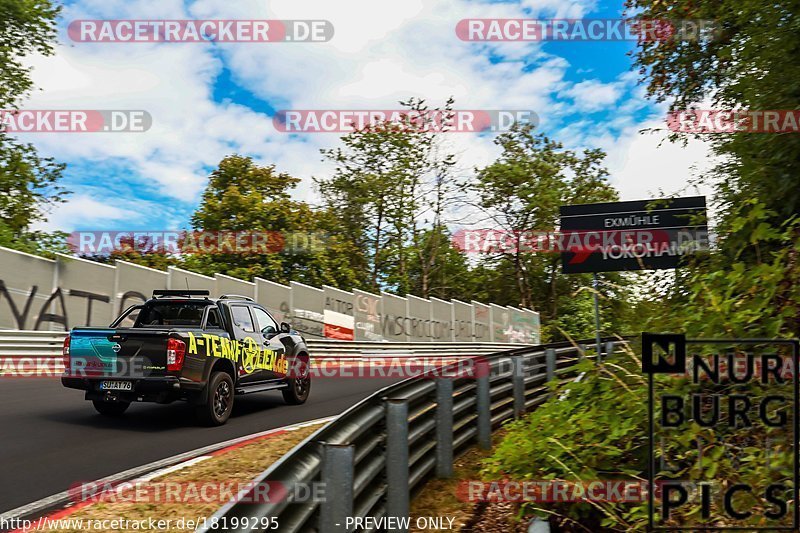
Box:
(100, 381), (132, 391)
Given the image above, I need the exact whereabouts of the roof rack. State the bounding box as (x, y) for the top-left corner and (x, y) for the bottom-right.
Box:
(152, 290), (210, 298)
(218, 294), (255, 302)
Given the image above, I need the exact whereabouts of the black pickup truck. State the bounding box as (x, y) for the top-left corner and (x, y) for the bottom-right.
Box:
(61, 290), (311, 425)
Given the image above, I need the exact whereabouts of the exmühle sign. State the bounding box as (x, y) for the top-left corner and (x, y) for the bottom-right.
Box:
(643, 333), (799, 530)
(559, 196), (707, 273)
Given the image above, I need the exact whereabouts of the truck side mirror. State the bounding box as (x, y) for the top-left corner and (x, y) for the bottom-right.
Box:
(280, 322), (291, 333)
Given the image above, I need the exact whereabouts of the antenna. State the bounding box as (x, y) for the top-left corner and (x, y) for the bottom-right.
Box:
(185, 277), (190, 291)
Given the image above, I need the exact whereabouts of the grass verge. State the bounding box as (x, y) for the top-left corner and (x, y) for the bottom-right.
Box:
(409, 432), (521, 533)
(35, 423), (324, 533)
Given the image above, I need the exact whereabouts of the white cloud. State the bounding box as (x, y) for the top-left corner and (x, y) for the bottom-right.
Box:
(603, 120), (717, 201)
(14, 0), (716, 230)
(564, 79), (624, 112)
(35, 195), (143, 232)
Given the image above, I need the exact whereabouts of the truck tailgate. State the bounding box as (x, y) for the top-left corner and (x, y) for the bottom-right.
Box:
(68, 328), (170, 378)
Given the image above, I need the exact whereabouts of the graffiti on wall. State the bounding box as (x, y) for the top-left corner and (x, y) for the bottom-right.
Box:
(0, 247), (540, 342)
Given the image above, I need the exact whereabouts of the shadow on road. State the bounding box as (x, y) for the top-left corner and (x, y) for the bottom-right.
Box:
(37, 392), (292, 432)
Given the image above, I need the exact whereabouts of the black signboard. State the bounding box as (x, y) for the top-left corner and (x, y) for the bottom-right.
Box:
(559, 196), (708, 274)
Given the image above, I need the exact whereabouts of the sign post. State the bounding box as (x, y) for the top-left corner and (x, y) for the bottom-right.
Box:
(593, 273), (602, 361)
(559, 196), (708, 360)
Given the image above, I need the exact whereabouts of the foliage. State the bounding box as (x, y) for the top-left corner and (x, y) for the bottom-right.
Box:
(642, 200), (800, 338)
(181, 155), (360, 288)
(469, 122), (633, 339)
(628, 0), (800, 251)
(316, 98), (458, 296)
(0, 0), (68, 256)
(483, 348), (794, 531)
(0, 0), (61, 109)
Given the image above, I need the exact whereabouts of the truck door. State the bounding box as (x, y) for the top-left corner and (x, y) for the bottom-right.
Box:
(228, 304), (265, 383)
(251, 306), (288, 381)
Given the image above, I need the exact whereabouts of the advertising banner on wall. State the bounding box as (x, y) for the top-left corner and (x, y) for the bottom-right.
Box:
(323, 285), (354, 340)
(452, 299), (473, 342)
(430, 297), (453, 342)
(490, 303), (510, 343)
(506, 306), (539, 344)
(290, 281), (325, 338)
(353, 289), (382, 341)
(381, 291), (408, 342)
(523, 308), (541, 345)
(472, 300), (491, 342)
(406, 294), (431, 342)
(323, 309), (355, 340)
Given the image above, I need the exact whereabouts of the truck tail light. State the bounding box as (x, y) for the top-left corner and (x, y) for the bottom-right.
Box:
(62, 334), (71, 374)
(166, 338), (186, 372)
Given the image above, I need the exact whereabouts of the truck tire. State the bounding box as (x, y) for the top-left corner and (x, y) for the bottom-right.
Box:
(282, 356), (311, 405)
(196, 371), (234, 426)
(92, 400), (130, 416)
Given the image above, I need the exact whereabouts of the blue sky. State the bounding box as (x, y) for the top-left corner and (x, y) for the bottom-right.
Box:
(18, 0), (712, 232)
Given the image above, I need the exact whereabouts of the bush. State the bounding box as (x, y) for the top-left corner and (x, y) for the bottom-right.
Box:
(481, 345), (794, 531)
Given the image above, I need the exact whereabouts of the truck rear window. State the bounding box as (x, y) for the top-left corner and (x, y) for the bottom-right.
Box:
(134, 302), (211, 327)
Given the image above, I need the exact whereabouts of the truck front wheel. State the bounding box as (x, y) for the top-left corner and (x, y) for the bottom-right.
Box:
(196, 371), (234, 426)
(283, 356), (311, 405)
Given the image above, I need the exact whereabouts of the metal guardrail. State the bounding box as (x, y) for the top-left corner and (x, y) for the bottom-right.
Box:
(201, 337), (625, 533)
(0, 331), (528, 361)
(0, 330), (533, 376)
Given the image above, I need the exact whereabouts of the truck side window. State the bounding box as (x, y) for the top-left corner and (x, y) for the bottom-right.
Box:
(205, 307), (223, 329)
(230, 305), (255, 333)
(253, 307), (279, 335)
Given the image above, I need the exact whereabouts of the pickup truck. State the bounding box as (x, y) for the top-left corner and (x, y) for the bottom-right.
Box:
(61, 290), (311, 425)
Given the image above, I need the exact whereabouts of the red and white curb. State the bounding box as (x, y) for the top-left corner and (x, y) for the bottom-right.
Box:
(1, 416), (335, 529)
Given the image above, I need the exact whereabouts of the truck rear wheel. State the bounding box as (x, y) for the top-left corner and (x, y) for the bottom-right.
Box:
(196, 371), (234, 426)
(283, 356), (311, 405)
(92, 400), (130, 416)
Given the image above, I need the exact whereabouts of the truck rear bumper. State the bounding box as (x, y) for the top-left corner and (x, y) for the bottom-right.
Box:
(61, 376), (203, 404)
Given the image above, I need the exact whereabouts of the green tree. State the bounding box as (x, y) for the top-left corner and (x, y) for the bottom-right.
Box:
(629, 0), (800, 338)
(317, 98), (458, 295)
(629, 0), (800, 238)
(0, 0), (68, 256)
(472, 123), (618, 316)
(405, 226), (473, 300)
(183, 155), (359, 287)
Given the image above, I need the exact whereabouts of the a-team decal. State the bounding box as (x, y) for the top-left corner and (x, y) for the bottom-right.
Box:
(186, 332), (288, 375)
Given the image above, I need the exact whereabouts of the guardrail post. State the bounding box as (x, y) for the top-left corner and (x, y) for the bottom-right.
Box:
(320, 443), (354, 533)
(545, 348), (556, 383)
(476, 373), (491, 450)
(435, 378), (454, 478)
(385, 399), (410, 531)
(511, 355), (525, 418)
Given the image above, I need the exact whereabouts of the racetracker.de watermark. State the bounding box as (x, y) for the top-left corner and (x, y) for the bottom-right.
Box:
(0, 110), (151, 133)
(668, 110), (800, 133)
(69, 480), (325, 504)
(68, 19), (333, 42)
(452, 228), (709, 263)
(272, 109), (538, 133)
(457, 480), (647, 502)
(456, 18), (717, 42)
(68, 231), (328, 255)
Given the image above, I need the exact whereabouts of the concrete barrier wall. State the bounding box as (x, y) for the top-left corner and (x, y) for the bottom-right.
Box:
(0, 246), (540, 343)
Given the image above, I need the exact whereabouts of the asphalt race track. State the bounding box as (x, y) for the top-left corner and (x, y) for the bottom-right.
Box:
(0, 376), (402, 514)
